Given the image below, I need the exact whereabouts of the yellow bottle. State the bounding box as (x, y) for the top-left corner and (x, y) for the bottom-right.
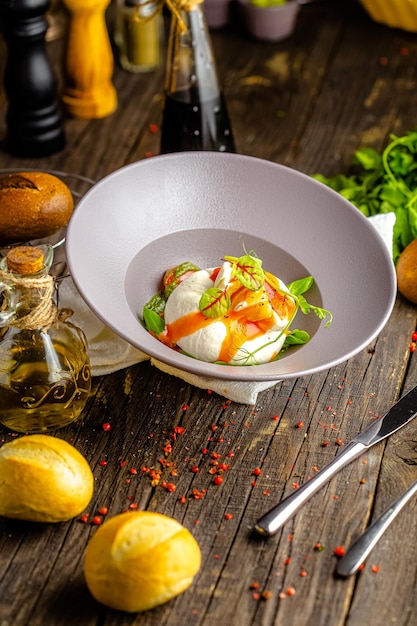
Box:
(0, 245), (91, 433)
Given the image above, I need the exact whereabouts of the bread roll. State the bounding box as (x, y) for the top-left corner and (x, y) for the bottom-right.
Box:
(396, 238), (417, 304)
(0, 434), (94, 522)
(84, 511), (202, 612)
(0, 172), (74, 245)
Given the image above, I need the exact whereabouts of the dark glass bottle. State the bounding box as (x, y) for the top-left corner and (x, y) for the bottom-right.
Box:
(160, 4), (235, 154)
(0, 0), (66, 158)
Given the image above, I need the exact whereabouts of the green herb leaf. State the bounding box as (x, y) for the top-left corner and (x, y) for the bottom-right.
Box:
(224, 253), (265, 291)
(313, 129), (417, 263)
(142, 307), (165, 334)
(199, 287), (230, 318)
(287, 276), (314, 297)
(284, 329), (311, 345)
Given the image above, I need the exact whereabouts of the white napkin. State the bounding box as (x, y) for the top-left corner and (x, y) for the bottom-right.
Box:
(59, 214), (395, 404)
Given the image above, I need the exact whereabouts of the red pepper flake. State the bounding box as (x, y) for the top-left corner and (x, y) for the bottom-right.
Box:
(208, 467), (218, 475)
(261, 590), (272, 600)
(213, 475), (223, 485)
(412, 331), (417, 342)
(227, 451), (235, 458)
(299, 570), (307, 577)
(292, 482), (300, 489)
(252, 592), (261, 600)
(119, 460), (127, 467)
(358, 563), (365, 571)
(286, 587), (296, 597)
(219, 463), (230, 471)
(178, 495), (187, 504)
(102, 423), (111, 431)
(99, 460), (107, 467)
(224, 513), (233, 520)
(263, 489), (270, 496)
(182, 405), (189, 411)
(321, 440), (330, 447)
(253, 468), (262, 476)
(173, 426), (186, 434)
(191, 488), (207, 500)
(98, 507), (108, 515)
(201, 447), (209, 455)
(371, 564), (380, 573)
(79, 513), (89, 523)
(284, 557), (291, 565)
(92, 516), (102, 525)
(287, 534), (294, 541)
(165, 482), (177, 492)
(360, 478), (366, 484)
(141, 466), (150, 473)
(144, 151), (153, 158)
(249, 582), (260, 590)
(312, 466), (319, 473)
(211, 424), (218, 432)
(296, 421), (303, 429)
(314, 543), (325, 552)
(191, 465), (199, 473)
(272, 415), (280, 421)
(129, 467), (138, 475)
(333, 494), (339, 500)
(410, 342), (416, 353)
(333, 546), (345, 557)
(212, 451), (221, 459)
(129, 502), (139, 510)
(335, 438), (343, 446)
(164, 443), (172, 456)
(149, 123), (159, 133)
(170, 469), (179, 476)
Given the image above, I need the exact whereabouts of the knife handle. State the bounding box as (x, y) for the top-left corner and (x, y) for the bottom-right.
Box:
(336, 479), (417, 576)
(254, 440), (366, 536)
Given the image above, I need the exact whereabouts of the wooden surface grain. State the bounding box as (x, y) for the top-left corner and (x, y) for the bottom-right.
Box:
(1, 1), (417, 625)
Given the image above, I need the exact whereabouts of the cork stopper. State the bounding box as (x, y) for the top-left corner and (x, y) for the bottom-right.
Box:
(6, 246), (45, 274)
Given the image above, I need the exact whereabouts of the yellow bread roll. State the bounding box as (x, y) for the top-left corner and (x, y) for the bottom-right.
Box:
(396, 238), (417, 304)
(84, 511), (202, 612)
(0, 172), (74, 245)
(0, 434), (94, 522)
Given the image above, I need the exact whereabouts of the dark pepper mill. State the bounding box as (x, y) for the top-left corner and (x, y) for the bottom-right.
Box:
(0, 0), (66, 158)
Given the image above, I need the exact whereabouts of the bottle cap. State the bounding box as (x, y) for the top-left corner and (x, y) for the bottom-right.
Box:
(6, 246), (45, 274)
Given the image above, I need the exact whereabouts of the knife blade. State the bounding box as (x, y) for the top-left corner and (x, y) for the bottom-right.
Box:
(254, 384), (417, 537)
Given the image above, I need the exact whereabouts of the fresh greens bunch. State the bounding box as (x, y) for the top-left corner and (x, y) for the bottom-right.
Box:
(313, 130), (417, 263)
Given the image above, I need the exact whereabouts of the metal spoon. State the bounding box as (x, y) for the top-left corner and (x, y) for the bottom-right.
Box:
(336, 479), (417, 577)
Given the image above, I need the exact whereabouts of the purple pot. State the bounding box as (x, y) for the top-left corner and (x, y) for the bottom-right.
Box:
(237, 0), (300, 42)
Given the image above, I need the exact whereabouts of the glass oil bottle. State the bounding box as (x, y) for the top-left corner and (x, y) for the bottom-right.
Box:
(0, 245), (91, 433)
(160, 0), (235, 153)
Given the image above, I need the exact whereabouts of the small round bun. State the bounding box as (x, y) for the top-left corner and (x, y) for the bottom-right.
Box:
(0, 434), (94, 522)
(84, 511), (202, 612)
(0, 172), (74, 245)
(396, 238), (417, 304)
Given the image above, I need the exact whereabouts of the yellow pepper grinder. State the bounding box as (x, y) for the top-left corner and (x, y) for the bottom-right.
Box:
(61, 0), (117, 119)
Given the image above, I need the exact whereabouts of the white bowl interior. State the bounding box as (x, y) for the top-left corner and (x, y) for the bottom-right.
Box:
(66, 152), (396, 382)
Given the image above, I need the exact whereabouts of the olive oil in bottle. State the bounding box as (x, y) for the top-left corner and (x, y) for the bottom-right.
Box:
(0, 245), (91, 433)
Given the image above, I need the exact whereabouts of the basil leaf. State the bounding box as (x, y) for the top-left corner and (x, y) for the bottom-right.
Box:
(287, 276), (314, 297)
(142, 307), (165, 334)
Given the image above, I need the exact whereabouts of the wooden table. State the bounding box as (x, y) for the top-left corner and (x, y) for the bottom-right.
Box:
(1, 1), (417, 624)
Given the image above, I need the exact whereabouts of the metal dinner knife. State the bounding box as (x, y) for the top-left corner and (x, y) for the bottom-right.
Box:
(254, 385), (417, 537)
(336, 478), (417, 577)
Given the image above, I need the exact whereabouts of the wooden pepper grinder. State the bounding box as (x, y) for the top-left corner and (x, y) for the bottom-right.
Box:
(61, 0), (117, 118)
(0, 0), (66, 158)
